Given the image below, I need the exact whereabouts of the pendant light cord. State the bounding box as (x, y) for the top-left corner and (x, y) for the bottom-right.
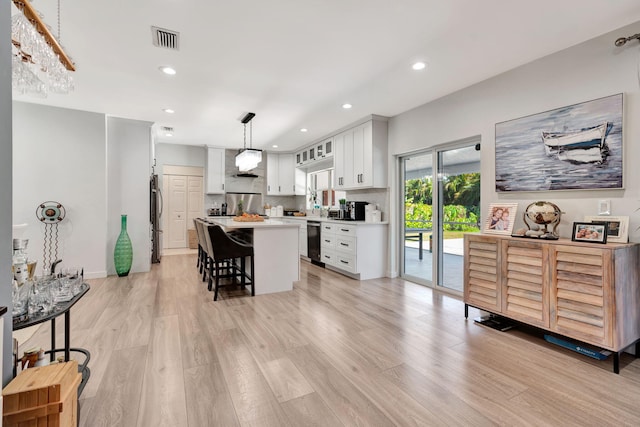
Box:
(242, 121), (254, 149)
(243, 123), (247, 150)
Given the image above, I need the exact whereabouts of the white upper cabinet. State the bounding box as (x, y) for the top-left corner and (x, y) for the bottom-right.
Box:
(334, 118), (387, 190)
(206, 147), (225, 194)
(322, 138), (333, 158)
(295, 149), (309, 166)
(279, 153), (295, 195)
(296, 138), (334, 168)
(268, 153), (302, 195)
(334, 128), (353, 189)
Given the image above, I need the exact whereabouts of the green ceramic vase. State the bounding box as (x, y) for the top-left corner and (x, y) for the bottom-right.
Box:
(114, 214), (133, 277)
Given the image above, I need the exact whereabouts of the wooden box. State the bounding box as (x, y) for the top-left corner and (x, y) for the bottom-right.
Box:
(188, 228), (198, 249)
(3, 361), (81, 427)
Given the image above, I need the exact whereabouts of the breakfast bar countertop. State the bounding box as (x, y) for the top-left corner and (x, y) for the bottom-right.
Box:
(205, 217), (302, 229)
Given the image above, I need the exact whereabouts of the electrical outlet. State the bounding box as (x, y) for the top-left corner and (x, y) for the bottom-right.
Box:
(598, 199), (610, 215)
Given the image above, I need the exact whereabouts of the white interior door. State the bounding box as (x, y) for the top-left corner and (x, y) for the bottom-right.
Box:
(168, 175), (187, 248)
(187, 175), (203, 230)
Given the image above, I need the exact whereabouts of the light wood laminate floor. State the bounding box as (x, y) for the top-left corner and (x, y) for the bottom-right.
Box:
(17, 254), (640, 426)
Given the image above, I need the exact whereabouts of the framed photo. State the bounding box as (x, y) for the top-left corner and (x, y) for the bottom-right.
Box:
(484, 203), (518, 235)
(584, 215), (629, 243)
(495, 93), (623, 192)
(571, 222), (608, 244)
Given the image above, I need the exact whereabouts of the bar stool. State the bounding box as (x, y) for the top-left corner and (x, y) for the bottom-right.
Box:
(206, 224), (255, 301)
(193, 219), (203, 272)
(201, 221), (234, 292)
(194, 219), (208, 282)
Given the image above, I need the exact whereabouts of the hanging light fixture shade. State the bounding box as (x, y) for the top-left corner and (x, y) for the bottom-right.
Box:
(235, 112), (262, 172)
(235, 148), (262, 172)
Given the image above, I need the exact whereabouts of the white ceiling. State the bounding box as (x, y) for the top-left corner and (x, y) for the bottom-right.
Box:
(11, 0), (640, 152)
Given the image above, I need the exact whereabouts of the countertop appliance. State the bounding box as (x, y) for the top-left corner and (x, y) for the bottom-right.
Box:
(307, 221), (323, 266)
(225, 192), (263, 216)
(150, 174), (162, 264)
(208, 205), (222, 216)
(348, 201), (368, 221)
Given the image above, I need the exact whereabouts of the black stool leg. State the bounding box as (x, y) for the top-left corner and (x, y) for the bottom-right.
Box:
(250, 254), (255, 296)
(241, 257), (246, 289)
(207, 257), (213, 291)
(214, 262), (220, 301)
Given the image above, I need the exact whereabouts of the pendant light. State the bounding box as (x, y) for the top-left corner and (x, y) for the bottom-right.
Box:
(235, 112), (262, 172)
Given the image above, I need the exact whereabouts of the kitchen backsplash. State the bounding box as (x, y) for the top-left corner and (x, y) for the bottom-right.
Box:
(345, 188), (389, 220)
(264, 195), (305, 211)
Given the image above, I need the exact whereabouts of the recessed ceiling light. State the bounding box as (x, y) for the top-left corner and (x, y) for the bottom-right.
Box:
(412, 62), (427, 71)
(163, 108), (175, 114)
(342, 103), (352, 109)
(159, 66), (176, 75)
(272, 144), (278, 148)
(300, 128), (308, 132)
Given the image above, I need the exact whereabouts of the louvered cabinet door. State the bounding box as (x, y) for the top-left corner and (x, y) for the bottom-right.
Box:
(549, 245), (612, 348)
(464, 235), (501, 312)
(502, 241), (549, 327)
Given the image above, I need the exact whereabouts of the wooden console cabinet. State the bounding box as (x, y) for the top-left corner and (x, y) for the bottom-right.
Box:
(464, 234), (640, 372)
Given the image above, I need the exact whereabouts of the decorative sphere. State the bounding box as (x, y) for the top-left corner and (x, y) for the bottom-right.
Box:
(525, 201), (561, 226)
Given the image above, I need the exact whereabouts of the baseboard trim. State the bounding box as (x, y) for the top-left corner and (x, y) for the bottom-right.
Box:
(84, 271), (107, 279)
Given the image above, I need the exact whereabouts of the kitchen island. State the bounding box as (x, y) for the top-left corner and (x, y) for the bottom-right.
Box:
(205, 217), (300, 295)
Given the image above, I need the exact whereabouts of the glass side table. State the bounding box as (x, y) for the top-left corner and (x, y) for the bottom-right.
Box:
(12, 283), (91, 395)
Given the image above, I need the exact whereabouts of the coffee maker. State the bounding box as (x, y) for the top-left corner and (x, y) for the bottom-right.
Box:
(347, 201), (368, 221)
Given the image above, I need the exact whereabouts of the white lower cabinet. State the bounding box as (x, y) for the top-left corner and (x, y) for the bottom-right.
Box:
(299, 224), (307, 257)
(321, 222), (387, 280)
(321, 223), (336, 264)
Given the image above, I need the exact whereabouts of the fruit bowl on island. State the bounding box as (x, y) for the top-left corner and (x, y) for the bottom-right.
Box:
(232, 213), (265, 222)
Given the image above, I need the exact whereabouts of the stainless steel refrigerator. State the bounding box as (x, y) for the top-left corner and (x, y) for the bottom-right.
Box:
(150, 174), (163, 263)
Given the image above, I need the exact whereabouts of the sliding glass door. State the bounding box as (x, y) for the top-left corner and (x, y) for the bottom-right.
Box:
(436, 145), (481, 291)
(402, 153), (434, 284)
(401, 141), (480, 292)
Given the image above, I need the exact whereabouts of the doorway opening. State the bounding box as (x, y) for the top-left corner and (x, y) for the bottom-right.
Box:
(162, 165), (204, 250)
(400, 139), (481, 292)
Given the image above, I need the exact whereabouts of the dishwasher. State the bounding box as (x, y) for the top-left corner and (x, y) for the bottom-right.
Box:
(307, 221), (323, 266)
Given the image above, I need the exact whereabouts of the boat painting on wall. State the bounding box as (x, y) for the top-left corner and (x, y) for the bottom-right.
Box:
(495, 94), (622, 192)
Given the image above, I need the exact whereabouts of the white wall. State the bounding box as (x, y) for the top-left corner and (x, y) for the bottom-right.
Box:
(13, 102), (108, 279)
(1, 0), (13, 385)
(388, 21), (640, 277)
(156, 143), (205, 170)
(107, 117), (152, 275)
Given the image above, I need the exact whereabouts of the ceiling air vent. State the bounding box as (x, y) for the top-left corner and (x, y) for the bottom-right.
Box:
(151, 26), (180, 50)
(161, 126), (174, 132)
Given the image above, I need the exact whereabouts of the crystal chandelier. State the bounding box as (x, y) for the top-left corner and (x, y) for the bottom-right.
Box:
(11, 0), (75, 97)
(235, 112), (262, 172)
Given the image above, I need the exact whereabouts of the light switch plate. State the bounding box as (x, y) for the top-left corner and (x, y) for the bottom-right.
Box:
(598, 199), (611, 215)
